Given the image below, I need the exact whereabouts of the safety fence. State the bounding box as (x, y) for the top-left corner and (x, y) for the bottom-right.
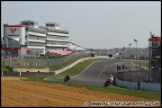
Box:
(116, 69), (161, 83)
(1, 71), (55, 77)
(1, 51), (89, 68)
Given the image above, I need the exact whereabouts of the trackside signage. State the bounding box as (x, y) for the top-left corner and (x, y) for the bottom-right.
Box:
(4, 25), (25, 37)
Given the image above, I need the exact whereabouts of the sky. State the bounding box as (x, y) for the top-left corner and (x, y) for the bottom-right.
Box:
(1, 1), (161, 49)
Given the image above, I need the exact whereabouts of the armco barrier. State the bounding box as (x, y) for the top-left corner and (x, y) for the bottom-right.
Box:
(1, 71), (55, 76)
(115, 77), (161, 92)
(116, 78), (138, 90)
(2, 71), (20, 76)
(140, 82), (161, 92)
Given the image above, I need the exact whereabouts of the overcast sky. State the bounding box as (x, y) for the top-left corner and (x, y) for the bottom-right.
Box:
(1, 1), (161, 49)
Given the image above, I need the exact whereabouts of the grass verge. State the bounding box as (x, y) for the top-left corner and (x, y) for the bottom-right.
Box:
(1, 66), (9, 71)
(49, 56), (85, 71)
(131, 60), (149, 68)
(23, 75), (161, 101)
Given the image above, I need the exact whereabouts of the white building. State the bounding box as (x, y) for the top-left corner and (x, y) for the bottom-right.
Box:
(68, 42), (86, 51)
(3, 20), (70, 57)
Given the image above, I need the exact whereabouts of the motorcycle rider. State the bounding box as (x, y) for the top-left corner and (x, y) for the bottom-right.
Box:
(64, 74), (70, 82)
(104, 74), (114, 87)
(67, 74), (70, 79)
(108, 74), (114, 84)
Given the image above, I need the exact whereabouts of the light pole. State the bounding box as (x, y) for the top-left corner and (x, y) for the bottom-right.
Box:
(129, 43), (132, 70)
(122, 47), (126, 80)
(122, 46), (125, 60)
(134, 39), (137, 71)
(9, 51), (11, 67)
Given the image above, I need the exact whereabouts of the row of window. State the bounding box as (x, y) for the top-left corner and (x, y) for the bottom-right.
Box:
(28, 42), (45, 46)
(26, 34), (68, 41)
(27, 41), (68, 46)
(28, 27), (68, 34)
(28, 28), (47, 34)
(46, 48), (64, 50)
(47, 35), (68, 40)
(47, 28), (69, 34)
(29, 49), (43, 53)
(46, 41), (69, 45)
(28, 35), (45, 41)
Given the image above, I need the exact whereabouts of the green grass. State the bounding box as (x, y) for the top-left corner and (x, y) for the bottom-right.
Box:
(23, 75), (161, 101)
(132, 60), (149, 68)
(1, 66), (9, 71)
(56, 58), (108, 77)
(49, 56), (87, 71)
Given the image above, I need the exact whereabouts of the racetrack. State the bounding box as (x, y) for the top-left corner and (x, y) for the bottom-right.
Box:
(2, 59), (159, 107)
(2, 77), (159, 107)
(45, 59), (127, 87)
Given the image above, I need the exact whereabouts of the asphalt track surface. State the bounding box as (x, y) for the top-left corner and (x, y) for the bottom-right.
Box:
(45, 59), (134, 88)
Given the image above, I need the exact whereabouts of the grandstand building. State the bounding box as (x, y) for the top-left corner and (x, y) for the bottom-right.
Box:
(2, 20), (72, 57)
(68, 42), (86, 51)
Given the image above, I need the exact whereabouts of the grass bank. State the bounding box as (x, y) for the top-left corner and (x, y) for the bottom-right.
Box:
(24, 75), (160, 101)
(1, 66), (9, 71)
(130, 59), (149, 68)
(56, 58), (108, 77)
(49, 56), (86, 71)
(22, 58), (160, 101)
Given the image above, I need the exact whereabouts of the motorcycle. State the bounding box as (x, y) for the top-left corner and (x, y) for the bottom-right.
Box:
(104, 79), (112, 87)
(64, 75), (70, 82)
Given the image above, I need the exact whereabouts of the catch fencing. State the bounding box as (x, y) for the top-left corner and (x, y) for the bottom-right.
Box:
(1, 71), (55, 76)
(1, 51), (89, 68)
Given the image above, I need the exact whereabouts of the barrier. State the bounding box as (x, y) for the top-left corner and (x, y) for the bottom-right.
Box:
(1, 51), (88, 67)
(2, 71), (55, 76)
(116, 77), (160, 92)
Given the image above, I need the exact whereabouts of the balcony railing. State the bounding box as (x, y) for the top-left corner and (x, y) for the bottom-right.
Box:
(28, 27), (47, 34)
(47, 28), (69, 34)
(27, 39), (46, 43)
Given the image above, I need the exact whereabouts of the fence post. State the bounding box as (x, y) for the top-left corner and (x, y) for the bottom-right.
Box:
(38, 59), (39, 67)
(20, 72), (21, 76)
(125, 70), (126, 81)
(2, 71), (3, 76)
(137, 82), (140, 90)
(142, 71), (144, 82)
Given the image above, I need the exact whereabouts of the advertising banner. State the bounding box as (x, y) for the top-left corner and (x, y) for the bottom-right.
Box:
(4, 25), (25, 37)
